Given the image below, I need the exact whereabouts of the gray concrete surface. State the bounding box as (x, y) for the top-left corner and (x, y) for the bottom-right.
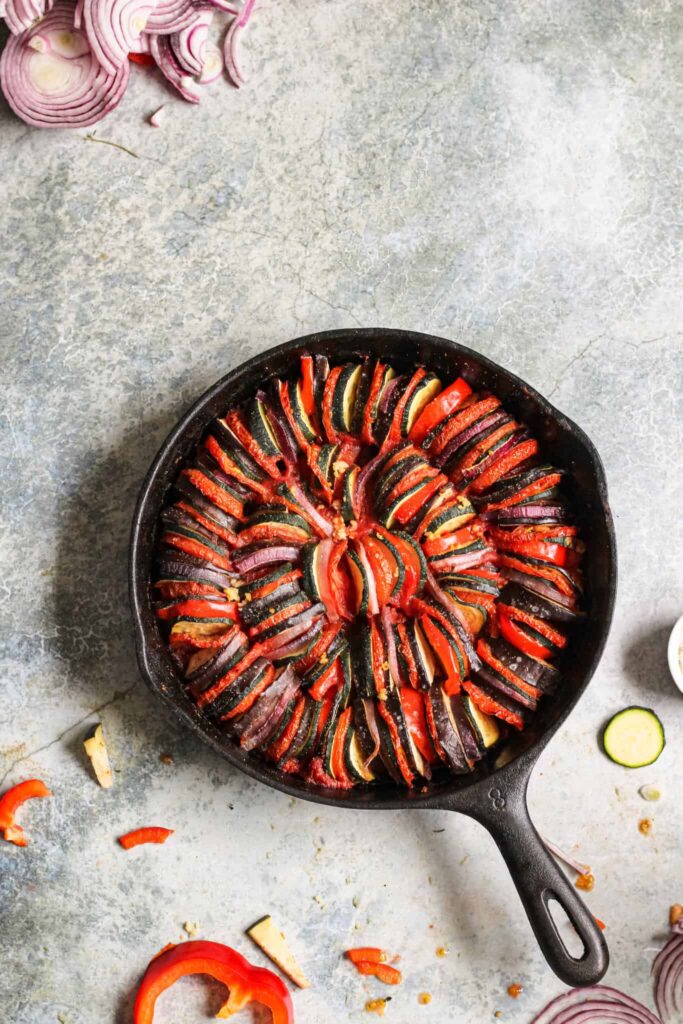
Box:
(1, 1), (682, 1021)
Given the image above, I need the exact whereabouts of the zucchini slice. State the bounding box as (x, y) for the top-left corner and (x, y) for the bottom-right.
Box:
(423, 497), (476, 537)
(340, 465), (360, 524)
(248, 397), (282, 458)
(400, 373), (441, 435)
(345, 726), (376, 783)
(463, 694), (501, 750)
(408, 619), (438, 690)
(289, 377), (318, 443)
(602, 707), (665, 768)
(346, 547), (370, 617)
(331, 363), (363, 434)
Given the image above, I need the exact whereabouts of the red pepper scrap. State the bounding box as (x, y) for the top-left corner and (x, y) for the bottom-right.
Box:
(0, 778), (51, 846)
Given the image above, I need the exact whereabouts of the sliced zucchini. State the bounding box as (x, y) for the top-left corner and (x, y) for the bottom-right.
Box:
(346, 547), (370, 617)
(345, 726), (376, 783)
(210, 417), (267, 483)
(374, 452), (425, 507)
(602, 707), (665, 768)
(316, 444), (340, 488)
(296, 698), (325, 760)
(210, 658), (271, 718)
(331, 363), (363, 434)
(301, 541), (324, 603)
(380, 478), (426, 528)
(400, 373), (441, 435)
(350, 359), (373, 435)
(341, 465), (360, 524)
(367, 530), (405, 604)
(239, 582), (302, 627)
(463, 694), (501, 750)
(424, 497), (476, 537)
(248, 397), (282, 458)
(351, 630), (374, 699)
(302, 631), (349, 686)
(287, 378), (318, 443)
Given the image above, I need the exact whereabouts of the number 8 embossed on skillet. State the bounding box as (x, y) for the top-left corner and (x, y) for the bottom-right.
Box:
(152, 351), (584, 791)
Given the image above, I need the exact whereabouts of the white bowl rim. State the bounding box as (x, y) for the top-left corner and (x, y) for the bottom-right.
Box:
(667, 613), (683, 693)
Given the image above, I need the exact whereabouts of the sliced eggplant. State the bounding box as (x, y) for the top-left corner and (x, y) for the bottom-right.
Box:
(407, 619), (438, 690)
(499, 581), (581, 624)
(484, 636), (559, 693)
(426, 684), (470, 773)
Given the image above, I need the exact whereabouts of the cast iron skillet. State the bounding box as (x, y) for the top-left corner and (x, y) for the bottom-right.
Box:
(130, 328), (616, 987)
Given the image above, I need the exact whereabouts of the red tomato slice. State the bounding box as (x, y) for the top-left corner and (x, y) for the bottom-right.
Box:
(399, 687), (438, 764)
(361, 535), (398, 608)
(498, 610), (552, 660)
(300, 355), (317, 421)
(409, 377), (472, 444)
(420, 616), (462, 691)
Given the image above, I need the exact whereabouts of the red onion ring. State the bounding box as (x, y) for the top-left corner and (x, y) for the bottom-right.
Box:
(531, 986), (661, 1024)
(263, 616), (324, 658)
(355, 448), (387, 517)
(540, 834), (590, 876)
(169, 9), (211, 75)
(237, 666), (301, 750)
(502, 567), (576, 609)
(381, 605), (404, 685)
(359, 697), (381, 769)
(223, 13), (244, 87)
(84, 0), (156, 74)
(429, 548), (496, 572)
(232, 545), (301, 573)
(356, 540), (379, 615)
(149, 29), (201, 101)
(653, 921), (683, 1023)
(288, 482), (333, 537)
(145, 0), (197, 35)
(1, 4), (129, 127)
(2, 0), (48, 35)
(433, 411), (509, 467)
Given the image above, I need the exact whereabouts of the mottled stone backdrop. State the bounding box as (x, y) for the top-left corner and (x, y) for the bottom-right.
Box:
(1, 1), (681, 1021)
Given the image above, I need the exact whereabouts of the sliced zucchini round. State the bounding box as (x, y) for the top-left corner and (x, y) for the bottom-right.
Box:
(602, 706), (665, 768)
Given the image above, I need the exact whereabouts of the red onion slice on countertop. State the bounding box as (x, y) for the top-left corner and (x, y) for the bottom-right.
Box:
(169, 8), (211, 75)
(0, 3), (129, 127)
(149, 29), (201, 101)
(531, 986), (662, 1024)
(2, 0), (49, 36)
(653, 920), (683, 1024)
(84, 0), (157, 74)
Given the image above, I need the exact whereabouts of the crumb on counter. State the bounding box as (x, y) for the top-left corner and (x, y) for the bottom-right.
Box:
(639, 818), (653, 835)
(670, 904), (683, 926)
(507, 983), (523, 998)
(365, 998), (389, 1015)
(575, 872), (595, 891)
(160, 753), (174, 765)
(436, 946), (449, 958)
(418, 992), (432, 1005)
(183, 921), (200, 937)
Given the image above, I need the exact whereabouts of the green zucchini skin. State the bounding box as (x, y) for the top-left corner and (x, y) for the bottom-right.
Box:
(602, 707), (665, 768)
(331, 363), (363, 434)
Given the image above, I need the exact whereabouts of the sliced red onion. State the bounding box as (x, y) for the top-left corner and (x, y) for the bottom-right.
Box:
(653, 920), (683, 1023)
(145, 0), (196, 34)
(238, 0), (254, 25)
(492, 503), (568, 525)
(540, 834), (590, 876)
(265, 616), (324, 658)
(426, 571), (481, 670)
(238, 666), (301, 750)
(360, 698), (381, 769)
(169, 8), (211, 75)
(149, 30), (201, 101)
(429, 548), (496, 572)
(502, 568), (576, 609)
(223, 13), (244, 87)
(433, 411), (508, 468)
(288, 482), (333, 537)
(1, 5), (129, 127)
(378, 374), (403, 416)
(232, 545), (301, 573)
(355, 448), (388, 517)
(128, 28), (151, 51)
(381, 606), (404, 685)
(84, 0), (155, 75)
(356, 540), (379, 615)
(2, 0), (48, 35)
(73, 0), (84, 27)
(205, 0), (237, 11)
(531, 986), (661, 1024)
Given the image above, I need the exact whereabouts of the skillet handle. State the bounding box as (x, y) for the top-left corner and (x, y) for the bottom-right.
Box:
(450, 765), (609, 986)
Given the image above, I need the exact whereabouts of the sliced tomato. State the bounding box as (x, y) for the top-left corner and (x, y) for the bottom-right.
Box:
(329, 541), (355, 621)
(377, 701), (415, 786)
(382, 463), (437, 507)
(248, 600), (311, 637)
(182, 469), (245, 520)
(399, 687), (437, 764)
(421, 523), (486, 558)
(370, 618), (389, 700)
(378, 529), (423, 607)
(396, 620), (419, 688)
(222, 665), (275, 719)
(409, 376), (472, 444)
(462, 678), (524, 730)
(427, 396), (501, 455)
(468, 439), (539, 494)
(162, 531), (232, 570)
(490, 528), (576, 567)
(225, 410), (285, 479)
(498, 610), (553, 660)
(331, 707), (353, 783)
(321, 365), (343, 443)
(361, 361), (389, 445)
(362, 534), (399, 608)
(420, 616), (462, 691)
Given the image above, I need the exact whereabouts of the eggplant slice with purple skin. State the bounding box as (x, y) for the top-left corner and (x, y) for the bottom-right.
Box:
(152, 351), (586, 790)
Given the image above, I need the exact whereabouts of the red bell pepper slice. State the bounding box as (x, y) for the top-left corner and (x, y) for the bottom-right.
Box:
(409, 376), (472, 444)
(182, 469), (245, 520)
(128, 51), (155, 65)
(498, 610), (553, 659)
(491, 527), (577, 567)
(0, 779), (51, 846)
(118, 827), (174, 850)
(329, 540), (354, 621)
(468, 439), (539, 494)
(295, 622), (342, 674)
(156, 598), (237, 621)
(382, 463), (437, 508)
(266, 694), (307, 762)
(399, 687), (438, 764)
(249, 568), (302, 601)
(308, 657), (343, 702)
(225, 410), (285, 480)
(346, 947), (387, 964)
(204, 435), (271, 499)
(370, 619), (389, 701)
(133, 940), (294, 1024)
(162, 531), (233, 571)
(300, 355), (317, 422)
(354, 960), (403, 985)
(498, 554), (578, 598)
